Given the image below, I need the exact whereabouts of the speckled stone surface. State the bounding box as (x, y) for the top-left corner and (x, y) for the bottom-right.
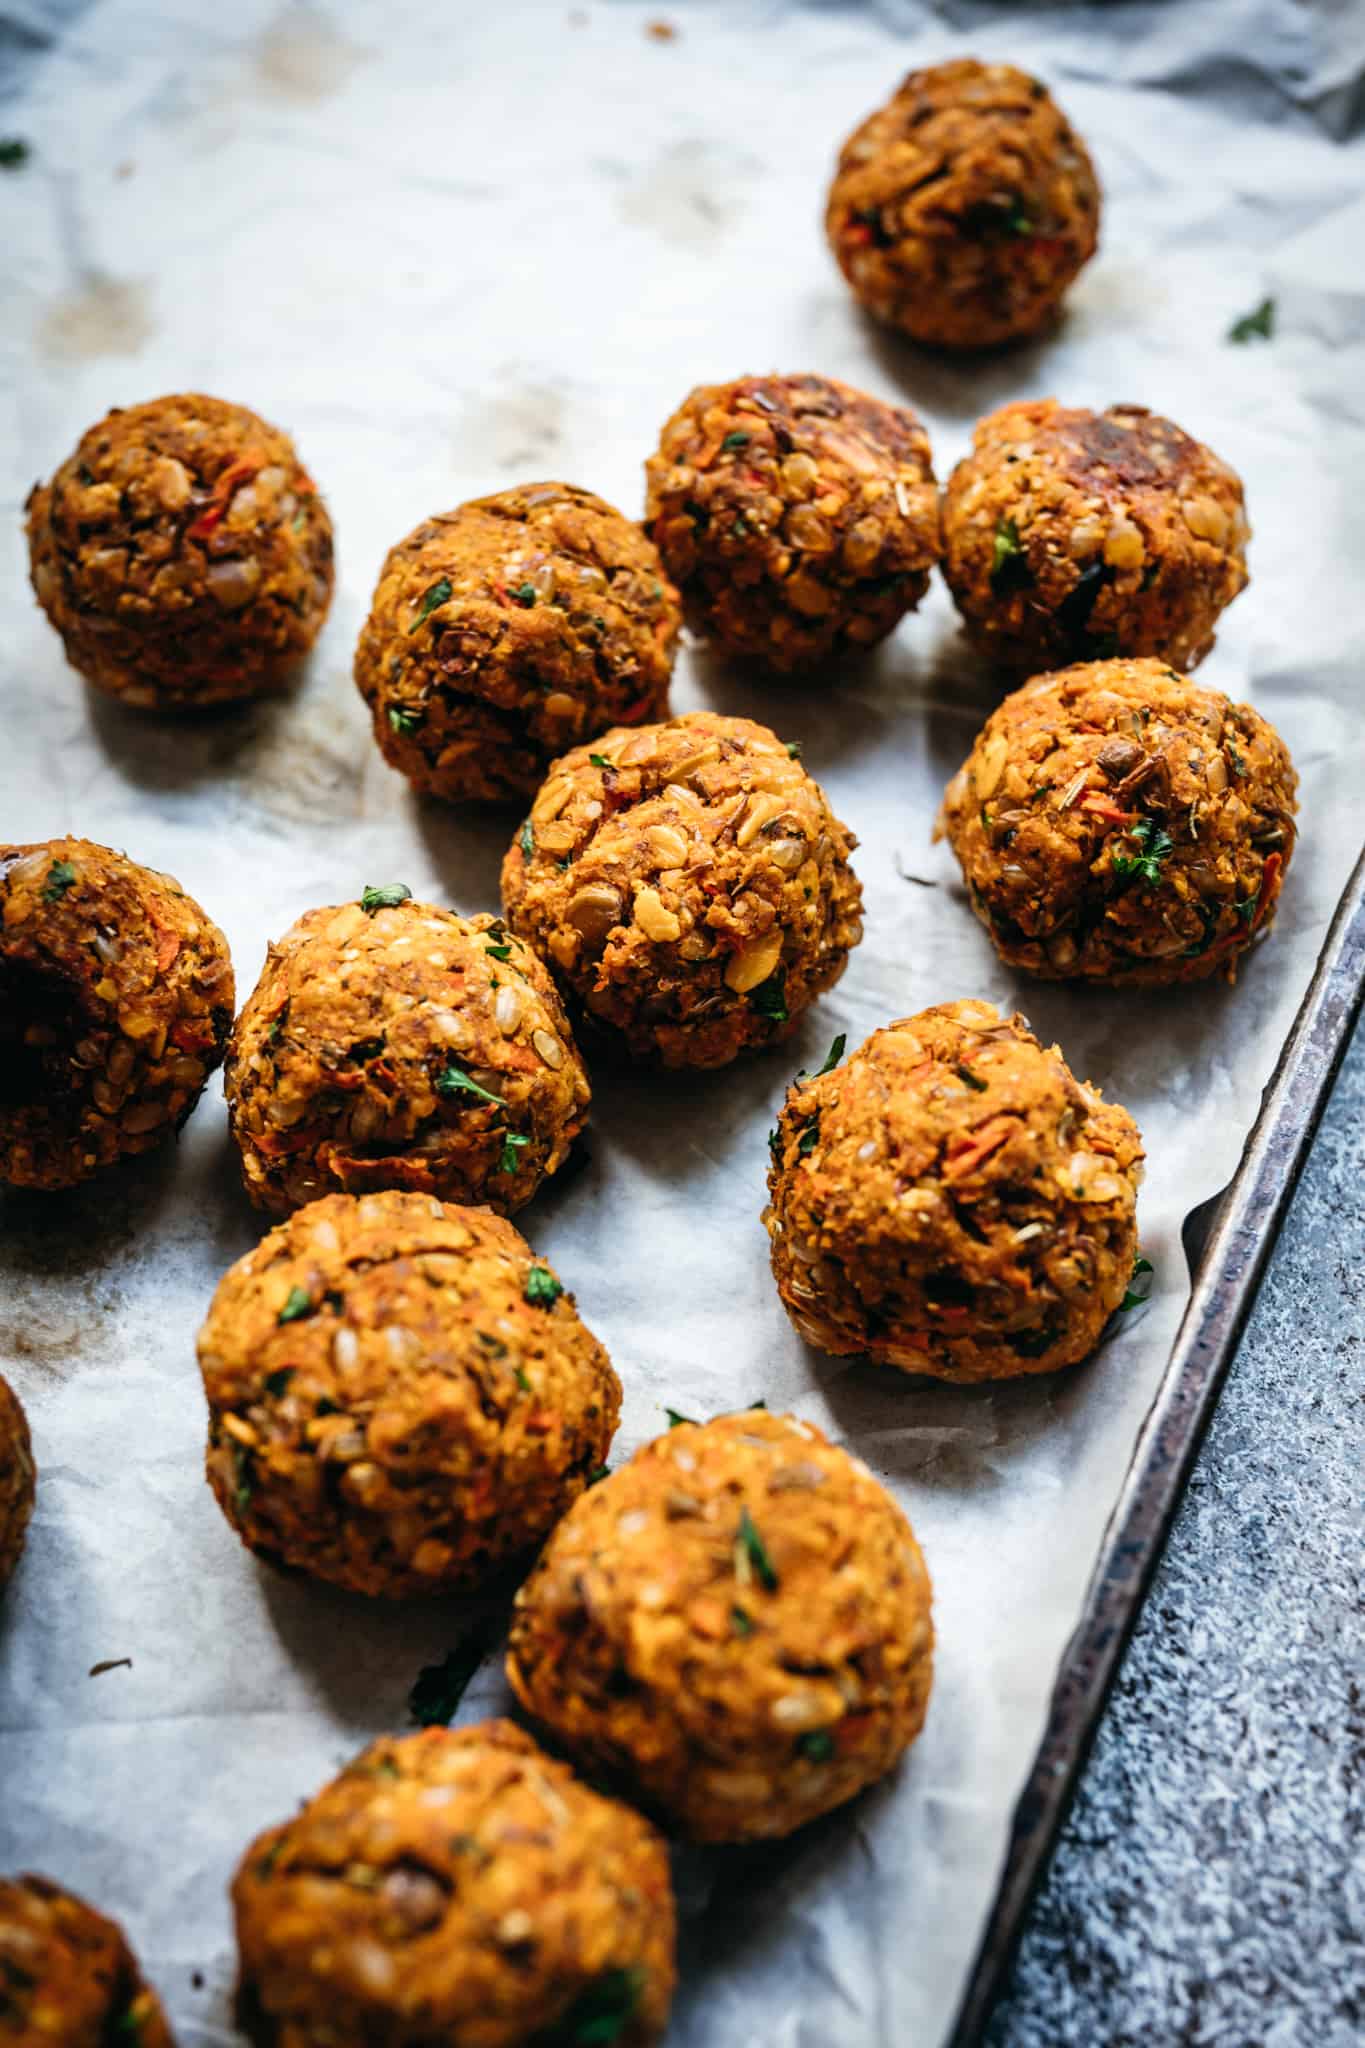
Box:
(987, 1013), (1365, 2047)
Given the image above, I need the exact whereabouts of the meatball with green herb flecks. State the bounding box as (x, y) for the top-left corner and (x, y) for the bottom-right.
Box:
(506, 1410), (934, 1842)
(0, 1374), (35, 1590)
(225, 889), (588, 1216)
(936, 660), (1297, 984)
(198, 1191), (618, 1597)
(232, 1722), (675, 2048)
(354, 484), (680, 803)
(0, 1874), (176, 2048)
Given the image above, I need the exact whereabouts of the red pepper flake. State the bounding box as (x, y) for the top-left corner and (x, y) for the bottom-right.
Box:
(619, 694), (654, 723)
(1252, 850), (1282, 929)
(187, 455), (262, 541)
(170, 1019), (215, 1053)
(1082, 794), (1137, 826)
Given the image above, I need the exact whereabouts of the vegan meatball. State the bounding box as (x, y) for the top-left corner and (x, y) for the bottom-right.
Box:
(0, 1873), (175, 2048)
(941, 400), (1250, 675)
(354, 484), (680, 803)
(0, 838), (234, 1191)
(507, 1410), (934, 1842)
(27, 394), (333, 711)
(226, 890), (588, 1216)
(826, 59), (1100, 349)
(232, 1722), (675, 2048)
(0, 1374), (35, 1590)
(501, 711), (863, 1068)
(765, 1002), (1144, 1381)
(644, 373), (939, 671)
(938, 659), (1298, 985)
(199, 1190), (619, 1598)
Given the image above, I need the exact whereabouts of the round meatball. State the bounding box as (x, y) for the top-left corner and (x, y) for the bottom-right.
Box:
(826, 59), (1100, 349)
(232, 1722), (675, 2048)
(354, 484), (680, 803)
(198, 1190), (619, 1598)
(942, 400), (1250, 675)
(226, 891), (588, 1216)
(765, 1002), (1144, 1381)
(0, 1873), (175, 2048)
(643, 373), (939, 671)
(0, 1374), (35, 1590)
(507, 1410), (934, 1842)
(937, 660), (1298, 985)
(0, 838), (234, 1191)
(501, 712), (863, 1069)
(27, 393), (334, 711)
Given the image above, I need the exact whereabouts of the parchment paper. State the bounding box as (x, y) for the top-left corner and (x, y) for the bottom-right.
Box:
(2, 3), (1363, 2042)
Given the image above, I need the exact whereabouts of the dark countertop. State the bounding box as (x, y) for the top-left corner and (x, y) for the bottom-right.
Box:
(986, 1013), (1365, 2046)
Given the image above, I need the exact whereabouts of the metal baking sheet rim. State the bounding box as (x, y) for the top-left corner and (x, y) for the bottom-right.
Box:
(950, 841), (1365, 2046)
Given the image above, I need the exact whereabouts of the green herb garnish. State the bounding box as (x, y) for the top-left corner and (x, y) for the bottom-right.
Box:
(1119, 1256), (1154, 1313)
(786, 739), (803, 759)
(388, 705), (423, 735)
(664, 1405), (696, 1429)
(514, 1364), (531, 1392)
(512, 582), (537, 607)
(1110, 818), (1174, 888)
(520, 820), (535, 859)
(955, 1063), (988, 1092)
(813, 1033), (846, 1078)
(435, 1065), (504, 1106)
(408, 1634), (489, 1727)
(797, 1729), (835, 1762)
(797, 1119), (821, 1156)
(408, 578), (452, 632)
(721, 430), (751, 453)
(111, 2008), (144, 2043)
(500, 1130), (531, 1174)
(731, 1606), (754, 1637)
(277, 1285), (313, 1324)
(1228, 296), (1275, 344)
(589, 753), (612, 769)
(990, 517), (1030, 594)
(0, 139), (30, 170)
(735, 1505), (779, 1592)
(264, 1368), (294, 1398)
(43, 858), (77, 903)
(486, 941), (512, 961)
(748, 970), (788, 1024)
(541, 1966), (645, 2047)
(360, 882), (412, 913)
(525, 1264), (563, 1308)
(231, 1441), (254, 1513)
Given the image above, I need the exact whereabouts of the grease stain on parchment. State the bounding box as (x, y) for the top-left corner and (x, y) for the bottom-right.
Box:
(616, 138), (759, 251)
(37, 275), (154, 361)
(254, 3), (363, 103)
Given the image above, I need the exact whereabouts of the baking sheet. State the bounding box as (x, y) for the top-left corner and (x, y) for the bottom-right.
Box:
(2, 3), (1363, 2043)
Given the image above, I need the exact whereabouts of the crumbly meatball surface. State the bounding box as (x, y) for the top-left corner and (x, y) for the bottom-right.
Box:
(0, 838), (234, 1191)
(0, 1375), (35, 1590)
(0, 1873), (175, 2048)
(355, 484), (680, 804)
(643, 373), (939, 671)
(27, 393), (333, 710)
(941, 400), (1250, 675)
(765, 1002), (1144, 1381)
(226, 892), (588, 1216)
(507, 1410), (934, 1842)
(501, 711), (863, 1069)
(232, 1722), (675, 2048)
(826, 59), (1100, 349)
(937, 660), (1298, 985)
(198, 1190), (620, 1598)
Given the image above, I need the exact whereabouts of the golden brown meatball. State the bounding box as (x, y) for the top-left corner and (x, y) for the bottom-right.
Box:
(765, 1002), (1144, 1381)
(0, 838), (234, 1191)
(198, 1190), (619, 1598)
(226, 890), (588, 1217)
(643, 373), (939, 671)
(27, 394), (334, 710)
(232, 1722), (675, 2048)
(941, 400), (1250, 675)
(937, 660), (1298, 985)
(501, 712), (863, 1069)
(0, 1873), (175, 2048)
(354, 484), (679, 804)
(826, 59), (1100, 349)
(0, 1375), (35, 1590)
(507, 1410), (934, 1842)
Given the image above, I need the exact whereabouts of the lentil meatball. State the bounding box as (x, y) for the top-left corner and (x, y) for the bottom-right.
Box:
(198, 1190), (619, 1598)
(941, 400), (1250, 675)
(0, 1873), (175, 2048)
(232, 1721), (675, 2048)
(825, 59), (1100, 349)
(506, 1410), (934, 1843)
(938, 660), (1298, 985)
(0, 1374), (35, 1590)
(354, 484), (680, 804)
(643, 373), (939, 671)
(765, 1002), (1144, 1381)
(501, 711), (863, 1069)
(27, 393), (334, 711)
(226, 890), (588, 1217)
(0, 838), (234, 1191)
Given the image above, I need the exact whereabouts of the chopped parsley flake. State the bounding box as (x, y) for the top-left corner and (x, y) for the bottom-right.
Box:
(748, 970), (788, 1024)
(408, 1634), (489, 1727)
(514, 1364), (531, 1392)
(408, 578), (452, 632)
(43, 858), (77, 903)
(485, 941), (512, 960)
(388, 705), (423, 735)
(813, 1033), (846, 1078)
(786, 739), (803, 760)
(543, 1966), (645, 2047)
(664, 1405), (696, 1429)
(1119, 1256), (1154, 1313)
(589, 753), (612, 769)
(1228, 296), (1275, 344)
(277, 1285), (313, 1324)
(500, 1130), (531, 1174)
(720, 430), (751, 453)
(435, 1064), (504, 1106)
(524, 1263), (563, 1308)
(990, 517), (1030, 594)
(360, 882), (412, 913)
(797, 1729), (836, 1762)
(954, 1063), (988, 1092)
(1111, 818), (1174, 888)
(731, 1606), (754, 1637)
(512, 582), (537, 607)
(735, 1505), (779, 1591)
(519, 820), (535, 859)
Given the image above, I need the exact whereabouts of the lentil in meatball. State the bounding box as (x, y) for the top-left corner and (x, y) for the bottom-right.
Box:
(826, 59), (1100, 349)
(199, 1190), (619, 1598)
(232, 1721), (675, 2048)
(941, 400), (1250, 675)
(501, 711), (863, 1068)
(644, 373), (939, 671)
(0, 1374), (35, 1590)
(27, 393), (333, 710)
(226, 890), (588, 1216)
(0, 838), (234, 1191)
(507, 1409), (934, 1842)
(354, 483), (680, 803)
(937, 659), (1298, 985)
(0, 1873), (175, 2048)
(765, 1001), (1144, 1381)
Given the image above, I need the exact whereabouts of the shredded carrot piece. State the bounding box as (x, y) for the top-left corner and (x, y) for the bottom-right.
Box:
(1082, 794), (1136, 825)
(1253, 850), (1282, 928)
(942, 1115), (1014, 1181)
(187, 454), (263, 541)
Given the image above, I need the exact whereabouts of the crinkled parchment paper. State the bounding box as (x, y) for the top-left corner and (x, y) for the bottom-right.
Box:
(2, 2), (1363, 2042)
